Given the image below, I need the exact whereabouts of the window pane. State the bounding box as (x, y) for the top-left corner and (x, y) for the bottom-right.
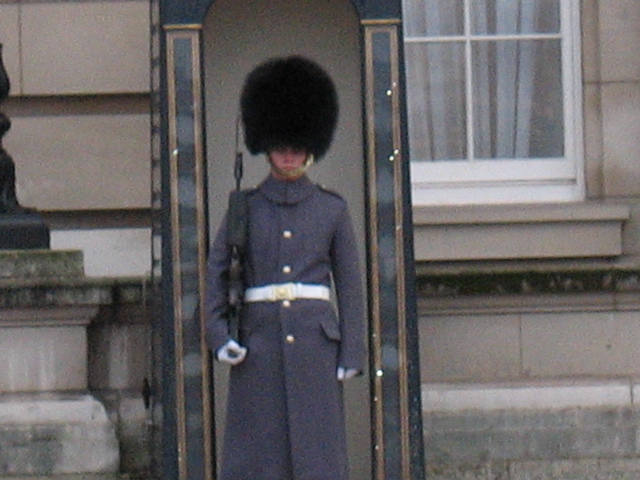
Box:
(472, 39), (564, 159)
(404, 0), (464, 37)
(471, 0), (560, 35)
(405, 42), (467, 161)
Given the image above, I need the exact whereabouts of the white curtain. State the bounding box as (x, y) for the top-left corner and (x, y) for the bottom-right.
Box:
(474, 0), (538, 159)
(404, 0), (562, 162)
(405, 0), (466, 161)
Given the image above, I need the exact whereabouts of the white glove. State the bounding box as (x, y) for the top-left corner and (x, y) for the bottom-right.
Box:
(337, 367), (359, 381)
(216, 339), (247, 366)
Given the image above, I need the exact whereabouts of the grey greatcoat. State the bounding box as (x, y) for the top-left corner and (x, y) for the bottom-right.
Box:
(205, 174), (366, 480)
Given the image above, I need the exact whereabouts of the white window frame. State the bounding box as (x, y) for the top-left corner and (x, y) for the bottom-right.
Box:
(405, 0), (584, 206)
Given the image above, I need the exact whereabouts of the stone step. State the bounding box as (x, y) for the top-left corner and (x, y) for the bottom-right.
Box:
(0, 471), (152, 480)
(1, 476), (148, 480)
(422, 378), (637, 412)
(0, 476), (128, 480)
(422, 379), (640, 475)
(0, 395), (119, 477)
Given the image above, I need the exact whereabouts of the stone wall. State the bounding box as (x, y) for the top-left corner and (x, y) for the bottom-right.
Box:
(89, 298), (151, 475)
(0, 250), (150, 477)
(416, 263), (640, 479)
(426, 459), (640, 480)
(422, 381), (640, 480)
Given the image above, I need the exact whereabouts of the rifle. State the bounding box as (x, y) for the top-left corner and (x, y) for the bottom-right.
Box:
(226, 118), (248, 342)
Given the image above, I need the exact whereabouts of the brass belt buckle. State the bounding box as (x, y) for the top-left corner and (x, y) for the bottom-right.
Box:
(274, 284), (295, 301)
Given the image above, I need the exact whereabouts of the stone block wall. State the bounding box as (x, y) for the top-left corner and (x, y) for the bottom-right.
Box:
(422, 381), (640, 480)
(416, 266), (640, 478)
(0, 0), (150, 211)
(0, 396), (120, 476)
(0, 250), (151, 477)
(0, 0), (152, 279)
(89, 301), (151, 475)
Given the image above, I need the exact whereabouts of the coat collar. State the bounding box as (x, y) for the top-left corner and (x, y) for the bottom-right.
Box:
(258, 174), (315, 205)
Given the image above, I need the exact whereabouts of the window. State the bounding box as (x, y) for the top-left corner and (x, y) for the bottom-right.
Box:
(403, 0), (583, 205)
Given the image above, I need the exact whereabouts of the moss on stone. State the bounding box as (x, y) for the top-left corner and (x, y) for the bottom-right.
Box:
(0, 250), (84, 280)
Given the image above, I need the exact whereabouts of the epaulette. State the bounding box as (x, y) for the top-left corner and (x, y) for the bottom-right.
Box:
(317, 183), (344, 200)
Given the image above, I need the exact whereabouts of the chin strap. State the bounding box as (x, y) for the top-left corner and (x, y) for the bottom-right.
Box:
(270, 154), (315, 179)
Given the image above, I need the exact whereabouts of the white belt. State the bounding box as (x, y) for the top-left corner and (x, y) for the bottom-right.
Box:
(244, 283), (331, 302)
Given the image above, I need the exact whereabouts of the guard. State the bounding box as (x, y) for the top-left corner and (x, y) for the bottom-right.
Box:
(204, 55), (366, 480)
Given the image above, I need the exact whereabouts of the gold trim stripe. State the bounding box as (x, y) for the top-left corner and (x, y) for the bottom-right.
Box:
(387, 27), (412, 480)
(361, 18), (401, 26)
(166, 28), (214, 480)
(191, 30), (215, 480)
(166, 30), (188, 480)
(164, 23), (203, 30)
(364, 25), (385, 480)
(364, 24), (413, 480)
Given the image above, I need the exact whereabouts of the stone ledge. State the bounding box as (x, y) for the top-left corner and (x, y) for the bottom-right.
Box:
(0, 250), (83, 280)
(413, 202), (629, 261)
(0, 277), (150, 309)
(0, 476), (126, 480)
(416, 260), (640, 298)
(0, 394), (109, 423)
(0, 307), (99, 328)
(413, 202), (630, 225)
(423, 379), (634, 412)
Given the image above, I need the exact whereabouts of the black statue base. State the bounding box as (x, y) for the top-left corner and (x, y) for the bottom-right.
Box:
(0, 212), (50, 249)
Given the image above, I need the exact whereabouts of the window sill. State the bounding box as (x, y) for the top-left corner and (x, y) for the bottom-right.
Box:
(412, 202), (630, 261)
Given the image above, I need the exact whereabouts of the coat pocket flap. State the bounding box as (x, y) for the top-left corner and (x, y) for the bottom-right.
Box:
(320, 318), (341, 341)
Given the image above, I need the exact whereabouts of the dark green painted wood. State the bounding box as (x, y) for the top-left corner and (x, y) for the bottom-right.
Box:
(159, 0), (401, 24)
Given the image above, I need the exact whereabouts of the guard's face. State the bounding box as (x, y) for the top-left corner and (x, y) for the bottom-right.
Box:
(269, 147), (308, 180)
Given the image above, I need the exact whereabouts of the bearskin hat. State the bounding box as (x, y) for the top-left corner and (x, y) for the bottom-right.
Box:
(240, 56), (338, 160)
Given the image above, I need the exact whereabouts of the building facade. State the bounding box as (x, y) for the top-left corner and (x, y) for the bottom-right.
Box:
(1, 0), (640, 479)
